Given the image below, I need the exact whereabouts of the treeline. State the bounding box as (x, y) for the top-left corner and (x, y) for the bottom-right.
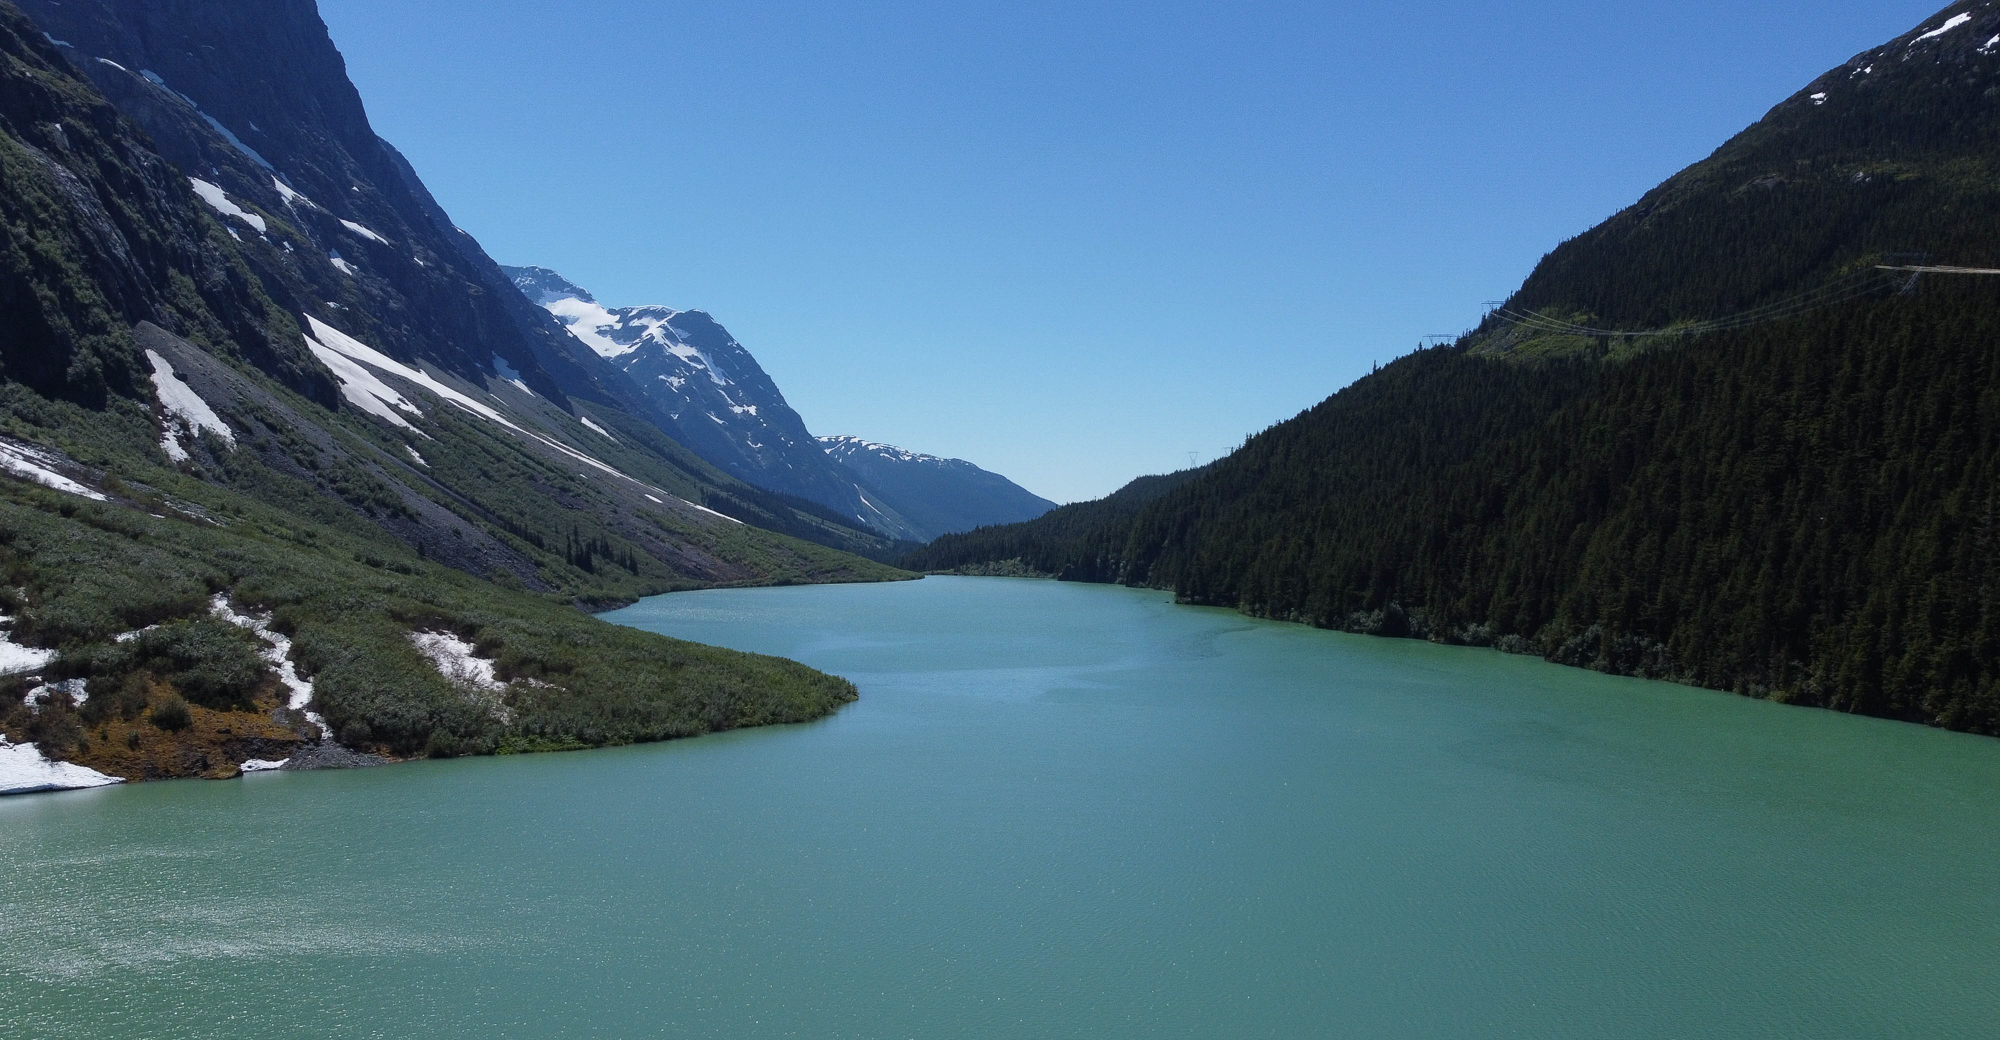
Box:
(903, 8), (2000, 734)
(907, 283), (2000, 734)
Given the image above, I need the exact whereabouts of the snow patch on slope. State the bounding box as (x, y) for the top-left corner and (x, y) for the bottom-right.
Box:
(141, 70), (274, 172)
(0, 440), (106, 501)
(272, 177), (313, 208)
(820, 435), (945, 466)
(340, 219), (388, 244)
(0, 615), (54, 676)
(578, 415), (618, 442)
(24, 679), (86, 714)
(1914, 12), (1974, 43)
(146, 350), (234, 462)
(212, 596), (331, 741)
(411, 632), (503, 692)
(491, 355), (534, 396)
(308, 317), (517, 428)
(302, 320), (706, 512)
(187, 178), (265, 234)
(198, 114), (274, 171)
(544, 296), (637, 359)
(306, 333), (423, 432)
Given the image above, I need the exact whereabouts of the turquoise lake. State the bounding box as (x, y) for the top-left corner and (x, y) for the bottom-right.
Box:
(3, 576), (1998, 1038)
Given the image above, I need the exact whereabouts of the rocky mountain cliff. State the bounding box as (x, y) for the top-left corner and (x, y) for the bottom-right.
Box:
(12, 0), (624, 404)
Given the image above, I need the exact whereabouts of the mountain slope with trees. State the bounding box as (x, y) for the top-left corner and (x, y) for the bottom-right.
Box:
(0, 0), (907, 787)
(907, 0), (2000, 735)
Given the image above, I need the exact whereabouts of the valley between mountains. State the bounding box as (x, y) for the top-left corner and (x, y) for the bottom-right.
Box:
(7, 0), (2000, 795)
(0, 0), (1052, 793)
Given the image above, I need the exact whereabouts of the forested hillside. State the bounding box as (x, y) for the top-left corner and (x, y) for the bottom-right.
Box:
(907, 1), (2000, 735)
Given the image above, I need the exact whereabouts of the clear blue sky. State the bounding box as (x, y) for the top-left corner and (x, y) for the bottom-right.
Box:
(318, 0), (1945, 503)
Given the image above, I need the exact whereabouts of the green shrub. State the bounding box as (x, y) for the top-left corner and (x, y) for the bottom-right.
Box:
(129, 620), (269, 710)
(150, 694), (191, 732)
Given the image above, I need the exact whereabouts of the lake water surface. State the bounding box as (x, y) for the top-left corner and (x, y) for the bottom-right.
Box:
(3, 576), (1998, 1038)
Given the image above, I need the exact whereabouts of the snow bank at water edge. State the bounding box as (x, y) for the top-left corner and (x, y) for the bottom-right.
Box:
(239, 759), (288, 773)
(211, 596), (332, 741)
(0, 739), (121, 796)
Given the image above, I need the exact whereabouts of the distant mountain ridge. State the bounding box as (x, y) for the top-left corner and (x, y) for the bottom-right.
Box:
(818, 436), (1055, 537)
(504, 265), (1054, 540)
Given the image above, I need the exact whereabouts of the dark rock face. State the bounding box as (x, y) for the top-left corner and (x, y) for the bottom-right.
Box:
(0, 3), (319, 406)
(13, 0), (635, 412)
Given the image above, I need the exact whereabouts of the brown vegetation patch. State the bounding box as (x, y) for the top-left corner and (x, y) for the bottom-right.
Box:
(1, 678), (313, 781)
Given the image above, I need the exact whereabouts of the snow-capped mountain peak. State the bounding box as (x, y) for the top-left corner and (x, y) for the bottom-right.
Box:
(507, 267), (730, 385)
(501, 265), (935, 537)
(508, 265), (596, 306)
(504, 265), (1054, 541)
(819, 435), (946, 467)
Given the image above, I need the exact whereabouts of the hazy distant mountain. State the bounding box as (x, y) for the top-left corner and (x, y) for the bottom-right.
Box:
(819, 436), (1054, 536)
